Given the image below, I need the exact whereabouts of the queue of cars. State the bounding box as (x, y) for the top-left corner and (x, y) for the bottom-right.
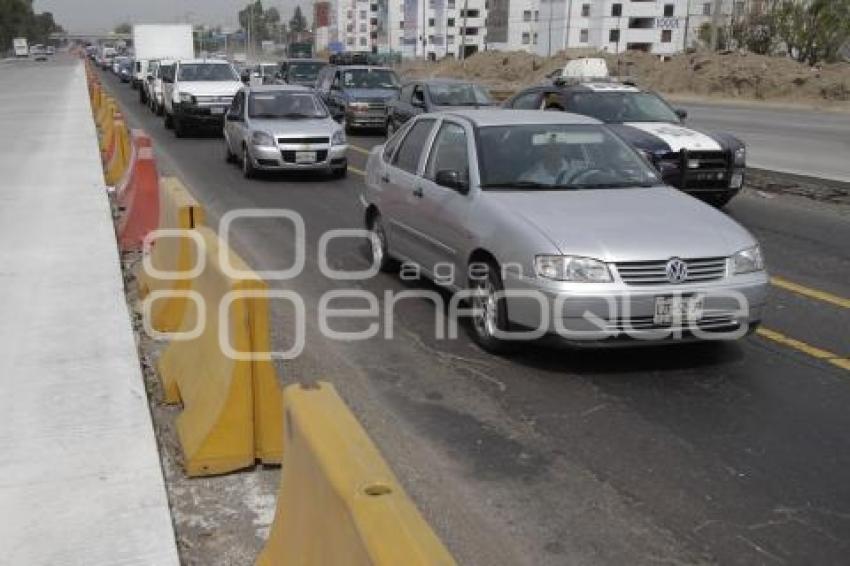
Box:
(104, 53), (766, 348)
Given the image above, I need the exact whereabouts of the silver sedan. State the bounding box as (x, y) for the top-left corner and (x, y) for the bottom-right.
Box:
(223, 85), (348, 179)
(361, 110), (769, 352)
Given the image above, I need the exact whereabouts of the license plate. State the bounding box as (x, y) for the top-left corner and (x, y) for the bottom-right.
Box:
(210, 107), (225, 115)
(654, 296), (703, 326)
(295, 151), (316, 164)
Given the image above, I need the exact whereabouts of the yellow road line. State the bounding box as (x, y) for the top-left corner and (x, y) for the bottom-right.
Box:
(771, 276), (850, 309)
(349, 166), (365, 177)
(348, 145), (371, 156)
(757, 327), (850, 372)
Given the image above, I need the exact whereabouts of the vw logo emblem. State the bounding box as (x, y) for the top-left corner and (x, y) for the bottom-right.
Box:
(666, 258), (688, 284)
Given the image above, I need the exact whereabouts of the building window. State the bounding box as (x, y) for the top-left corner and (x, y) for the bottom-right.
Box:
(703, 2), (711, 16)
(609, 29), (620, 43)
(347, 10), (353, 19)
(533, 32), (538, 44)
(347, 23), (354, 32)
(523, 10), (531, 22)
(612, 3), (622, 17)
(448, 0), (455, 8)
(661, 29), (672, 43)
(664, 4), (674, 17)
(400, 21), (404, 29)
(581, 3), (590, 17)
(360, 23), (367, 32)
(371, 3), (377, 11)
(429, 18), (435, 26)
(447, 35), (455, 44)
(534, 10), (539, 21)
(580, 28), (588, 42)
(346, 37), (354, 45)
(522, 32), (530, 44)
(360, 10), (367, 19)
(360, 37), (367, 46)
(448, 17), (455, 27)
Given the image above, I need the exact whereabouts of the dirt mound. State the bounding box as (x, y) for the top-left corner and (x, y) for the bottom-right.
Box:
(399, 49), (850, 104)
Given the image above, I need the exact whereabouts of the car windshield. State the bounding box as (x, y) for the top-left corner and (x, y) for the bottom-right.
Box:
(178, 63), (239, 82)
(478, 124), (662, 190)
(429, 83), (493, 106)
(248, 91), (327, 119)
(341, 68), (399, 89)
(568, 91), (680, 123)
(288, 62), (325, 81)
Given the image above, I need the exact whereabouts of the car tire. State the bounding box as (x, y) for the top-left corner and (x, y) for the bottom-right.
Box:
(242, 145), (256, 179)
(468, 260), (516, 354)
(174, 115), (187, 138)
(155, 103), (164, 117)
(164, 111), (173, 129)
(332, 165), (348, 179)
(707, 193), (734, 208)
(139, 88), (146, 104)
(368, 214), (397, 273)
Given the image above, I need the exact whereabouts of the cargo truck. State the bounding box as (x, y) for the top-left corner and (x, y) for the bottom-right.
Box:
(132, 24), (194, 101)
(13, 38), (28, 58)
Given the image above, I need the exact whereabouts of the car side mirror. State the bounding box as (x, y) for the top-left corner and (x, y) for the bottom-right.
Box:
(435, 170), (469, 193)
(675, 108), (688, 120)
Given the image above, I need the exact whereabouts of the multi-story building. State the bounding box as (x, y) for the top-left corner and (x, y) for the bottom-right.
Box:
(330, 0), (487, 58)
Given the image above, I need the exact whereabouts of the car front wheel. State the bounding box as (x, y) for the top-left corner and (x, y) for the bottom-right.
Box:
(468, 260), (515, 354)
(368, 214), (396, 272)
(242, 145), (256, 179)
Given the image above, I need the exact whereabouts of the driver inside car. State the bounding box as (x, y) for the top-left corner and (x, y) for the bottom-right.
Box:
(519, 136), (585, 186)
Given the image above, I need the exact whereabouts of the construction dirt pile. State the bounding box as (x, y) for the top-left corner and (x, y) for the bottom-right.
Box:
(399, 49), (850, 105)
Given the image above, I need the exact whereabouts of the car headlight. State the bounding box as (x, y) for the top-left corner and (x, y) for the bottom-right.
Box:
(734, 147), (746, 166)
(251, 131), (275, 147)
(535, 255), (612, 283)
(732, 246), (764, 274)
(179, 92), (195, 104)
(349, 101), (369, 112)
(331, 129), (346, 145)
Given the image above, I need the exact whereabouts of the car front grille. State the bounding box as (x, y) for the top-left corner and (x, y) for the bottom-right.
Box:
(682, 151), (729, 171)
(614, 257), (727, 286)
(277, 137), (330, 145)
(281, 150), (329, 163)
(604, 312), (739, 332)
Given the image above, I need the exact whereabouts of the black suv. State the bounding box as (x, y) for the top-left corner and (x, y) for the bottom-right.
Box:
(505, 81), (747, 207)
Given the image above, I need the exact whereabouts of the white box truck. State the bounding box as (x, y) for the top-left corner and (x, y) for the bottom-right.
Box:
(132, 24), (194, 100)
(13, 38), (28, 58)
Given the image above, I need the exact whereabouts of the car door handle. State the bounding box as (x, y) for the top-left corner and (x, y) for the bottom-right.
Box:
(413, 187), (424, 198)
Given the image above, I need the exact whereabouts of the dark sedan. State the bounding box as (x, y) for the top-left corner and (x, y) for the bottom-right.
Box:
(386, 79), (495, 136)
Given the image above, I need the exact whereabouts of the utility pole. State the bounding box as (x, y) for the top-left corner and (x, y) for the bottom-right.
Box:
(460, 0), (468, 61)
(546, 0), (553, 57)
(710, 0), (722, 51)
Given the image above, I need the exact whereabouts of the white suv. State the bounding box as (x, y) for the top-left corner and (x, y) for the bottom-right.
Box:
(162, 59), (242, 137)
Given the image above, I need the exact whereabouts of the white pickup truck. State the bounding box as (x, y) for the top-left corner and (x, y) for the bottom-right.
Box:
(162, 59), (242, 138)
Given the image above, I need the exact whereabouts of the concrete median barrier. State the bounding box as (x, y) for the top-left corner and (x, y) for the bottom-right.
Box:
(257, 382), (456, 566)
(104, 119), (131, 186)
(116, 144), (160, 251)
(156, 226), (282, 476)
(137, 177), (205, 332)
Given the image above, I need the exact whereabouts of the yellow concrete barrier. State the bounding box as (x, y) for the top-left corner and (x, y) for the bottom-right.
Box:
(104, 120), (131, 185)
(156, 226), (282, 476)
(257, 382), (456, 566)
(137, 177), (205, 332)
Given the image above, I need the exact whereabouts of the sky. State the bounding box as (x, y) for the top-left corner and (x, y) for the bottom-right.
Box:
(33, 0), (303, 34)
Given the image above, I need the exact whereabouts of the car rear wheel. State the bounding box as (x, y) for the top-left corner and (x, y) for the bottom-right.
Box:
(174, 115), (188, 138)
(468, 260), (515, 354)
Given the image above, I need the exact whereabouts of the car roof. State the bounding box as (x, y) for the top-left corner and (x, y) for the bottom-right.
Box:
(178, 59), (232, 65)
(244, 84), (312, 93)
(331, 65), (392, 71)
(404, 78), (480, 86)
(439, 109), (602, 127)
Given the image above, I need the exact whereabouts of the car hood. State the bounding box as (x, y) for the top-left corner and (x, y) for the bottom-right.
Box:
(608, 122), (735, 153)
(249, 117), (337, 137)
(487, 186), (755, 261)
(344, 88), (399, 102)
(177, 81), (242, 96)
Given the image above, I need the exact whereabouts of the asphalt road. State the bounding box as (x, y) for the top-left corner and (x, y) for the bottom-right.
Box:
(679, 101), (850, 183)
(104, 70), (850, 565)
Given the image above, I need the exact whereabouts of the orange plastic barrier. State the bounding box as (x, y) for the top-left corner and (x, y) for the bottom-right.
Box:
(116, 145), (160, 252)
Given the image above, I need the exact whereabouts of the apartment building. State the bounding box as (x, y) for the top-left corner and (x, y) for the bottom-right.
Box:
(329, 0), (487, 58)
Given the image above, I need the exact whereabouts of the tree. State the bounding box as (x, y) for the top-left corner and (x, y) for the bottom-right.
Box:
(0, 0), (64, 48)
(238, 0), (269, 43)
(114, 22), (132, 35)
(289, 6), (308, 34)
(774, 0), (850, 65)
